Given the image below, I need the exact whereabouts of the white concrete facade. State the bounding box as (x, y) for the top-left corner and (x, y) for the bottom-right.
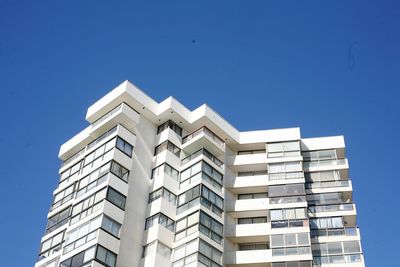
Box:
(36, 81), (364, 267)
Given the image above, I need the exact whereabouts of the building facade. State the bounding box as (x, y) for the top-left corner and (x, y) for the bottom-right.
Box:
(35, 81), (365, 267)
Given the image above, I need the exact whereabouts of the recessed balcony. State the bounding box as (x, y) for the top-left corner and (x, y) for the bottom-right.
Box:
(225, 249), (272, 266)
(226, 223), (270, 243)
(226, 174), (268, 194)
(227, 153), (268, 172)
(226, 198), (269, 218)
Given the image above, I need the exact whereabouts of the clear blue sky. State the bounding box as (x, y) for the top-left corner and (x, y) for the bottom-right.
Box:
(0, 1), (399, 266)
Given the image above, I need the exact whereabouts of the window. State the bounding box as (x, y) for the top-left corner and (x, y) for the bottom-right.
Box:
(237, 149), (265, 155)
(201, 185), (224, 217)
(270, 208), (307, 221)
(238, 193), (268, 199)
(199, 211), (223, 244)
(116, 137), (133, 157)
(178, 185), (201, 206)
(86, 126), (118, 150)
(238, 217), (267, 224)
(107, 187), (126, 209)
(145, 213), (175, 231)
(202, 161), (223, 188)
(272, 261), (312, 267)
(180, 161), (223, 190)
(267, 141), (300, 158)
(37, 257), (59, 267)
(343, 241), (361, 254)
(110, 161), (129, 182)
(173, 239), (198, 262)
(269, 161), (302, 174)
(270, 208), (308, 229)
(96, 245), (117, 267)
(312, 241), (361, 256)
(157, 120), (183, 136)
(60, 246), (96, 267)
(102, 215), (121, 237)
(180, 161), (202, 186)
(238, 170), (267, 177)
(307, 193), (344, 205)
(239, 243), (269, 250)
(305, 170), (340, 182)
(177, 185), (223, 217)
(270, 196), (306, 204)
(143, 241), (172, 258)
(59, 160), (82, 187)
(302, 149), (337, 161)
(271, 233), (310, 248)
(46, 207), (71, 234)
(83, 137), (116, 168)
(151, 163), (179, 180)
(310, 217), (343, 230)
(198, 239), (223, 266)
(182, 148), (223, 167)
(71, 188), (107, 225)
(269, 184), (305, 197)
(63, 215), (102, 253)
(76, 162), (111, 198)
(39, 231), (64, 258)
(154, 140), (181, 157)
(149, 187), (176, 205)
(51, 184), (75, 210)
(175, 211), (200, 241)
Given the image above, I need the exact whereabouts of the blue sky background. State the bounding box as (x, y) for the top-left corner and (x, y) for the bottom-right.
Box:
(0, 1), (399, 266)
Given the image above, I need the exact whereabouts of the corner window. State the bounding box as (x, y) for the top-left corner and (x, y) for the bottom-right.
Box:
(106, 187), (126, 210)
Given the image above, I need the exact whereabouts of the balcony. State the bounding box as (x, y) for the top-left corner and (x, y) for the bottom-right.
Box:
(306, 180), (353, 194)
(226, 223), (270, 243)
(90, 102), (140, 138)
(303, 159), (348, 172)
(311, 227), (361, 241)
(226, 174), (268, 194)
(227, 153), (268, 172)
(182, 127), (225, 156)
(225, 249), (272, 266)
(226, 198), (268, 218)
(308, 203), (357, 226)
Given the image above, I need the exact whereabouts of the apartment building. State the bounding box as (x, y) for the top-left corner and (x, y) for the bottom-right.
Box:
(35, 81), (364, 267)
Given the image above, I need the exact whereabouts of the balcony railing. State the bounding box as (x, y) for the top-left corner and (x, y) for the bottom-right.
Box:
(272, 246), (311, 256)
(182, 126), (224, 149)
(310, 227), (358, 238)
(269, 171), (304, 181)
(303, 159), (347, 168)
(269, 195), (307, 205)
(305, 180), (350, 190)
(181, 148), (223, 168)
(308, 203), (354, 214)
(313, 253), (362, 266)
